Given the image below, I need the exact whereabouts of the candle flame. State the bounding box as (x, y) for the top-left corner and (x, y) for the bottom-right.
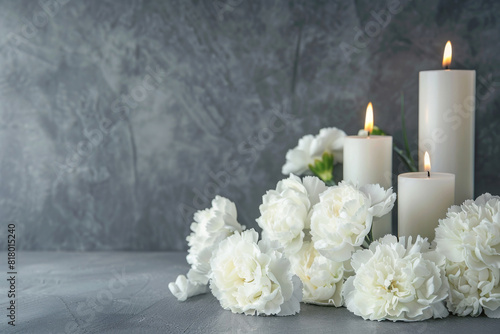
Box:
(364, 102), (374, 134)
(442, 41), (452, 69)
(424, 151), (431, 172)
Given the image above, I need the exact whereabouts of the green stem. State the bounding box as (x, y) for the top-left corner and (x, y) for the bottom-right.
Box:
(324, 179), (336, 187)
(363, 228), (374, 248)
(394, 146), (418, 172)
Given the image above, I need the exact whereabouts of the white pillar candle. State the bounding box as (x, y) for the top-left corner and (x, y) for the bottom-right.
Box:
(398, 152), (455, 241)
(419, 41), (475, 205)
(343, 103), (393, 239)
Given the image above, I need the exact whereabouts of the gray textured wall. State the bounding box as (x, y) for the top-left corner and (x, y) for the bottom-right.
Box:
(0, 0), (499, 251)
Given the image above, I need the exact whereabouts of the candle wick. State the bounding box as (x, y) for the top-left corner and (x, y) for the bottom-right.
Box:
(427, 171), (430, 178)
(445, 65), (449, 70)
(367, 131), (370, 137)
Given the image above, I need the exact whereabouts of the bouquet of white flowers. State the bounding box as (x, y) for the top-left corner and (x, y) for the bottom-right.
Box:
(168, 126), (499, 324)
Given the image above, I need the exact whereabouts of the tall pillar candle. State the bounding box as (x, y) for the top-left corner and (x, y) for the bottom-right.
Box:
(398, 153), (455, 240)
(419, 41), (475, 204)
(343, 103), (393, 239)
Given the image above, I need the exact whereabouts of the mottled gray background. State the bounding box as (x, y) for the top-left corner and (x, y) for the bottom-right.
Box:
(0, 0), (498, 251)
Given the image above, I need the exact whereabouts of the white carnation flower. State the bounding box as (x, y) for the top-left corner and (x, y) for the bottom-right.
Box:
(302, 176), (329, 209)
(209, 229), (302, 316)
(282, 127), (346, 175)
(445, 260), (500, 318)
(360, 183), (396, 218)
(257, 174), (327, 255)
(186, 196), (244, 284)
(310, 181), (396, 262)
(169, 196), (244, 301)
(310, 182), (372, 262)
(290, 242), (352, 306)
(435, 193), (500, 271)
(315, 127), (347, 162)
(343, 235), (449, 322)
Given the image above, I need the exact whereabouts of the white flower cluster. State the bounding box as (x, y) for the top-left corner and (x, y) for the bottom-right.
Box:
(169, 196), (244, 301)
(258, 175), (396, 305)
(167, 119), (500, 323)
(282, 127), (346, 175)
(343, 235), (449, 321)
(209, 229), (302, 316)
(435, 193), (500, 317)
(169, 196), (301, 317)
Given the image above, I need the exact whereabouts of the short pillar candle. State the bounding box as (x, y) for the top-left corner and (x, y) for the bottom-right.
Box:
(398, 152), (455, 240)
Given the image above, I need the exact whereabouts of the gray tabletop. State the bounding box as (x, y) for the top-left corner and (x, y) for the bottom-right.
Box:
(1, 252), (498, 333)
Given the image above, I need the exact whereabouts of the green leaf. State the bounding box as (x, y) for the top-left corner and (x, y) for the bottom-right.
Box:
(371, 125), (386, 136)
(358, 125), (386, 136)
(394, 145), (418, 172)
(308, 152), (334, 183)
